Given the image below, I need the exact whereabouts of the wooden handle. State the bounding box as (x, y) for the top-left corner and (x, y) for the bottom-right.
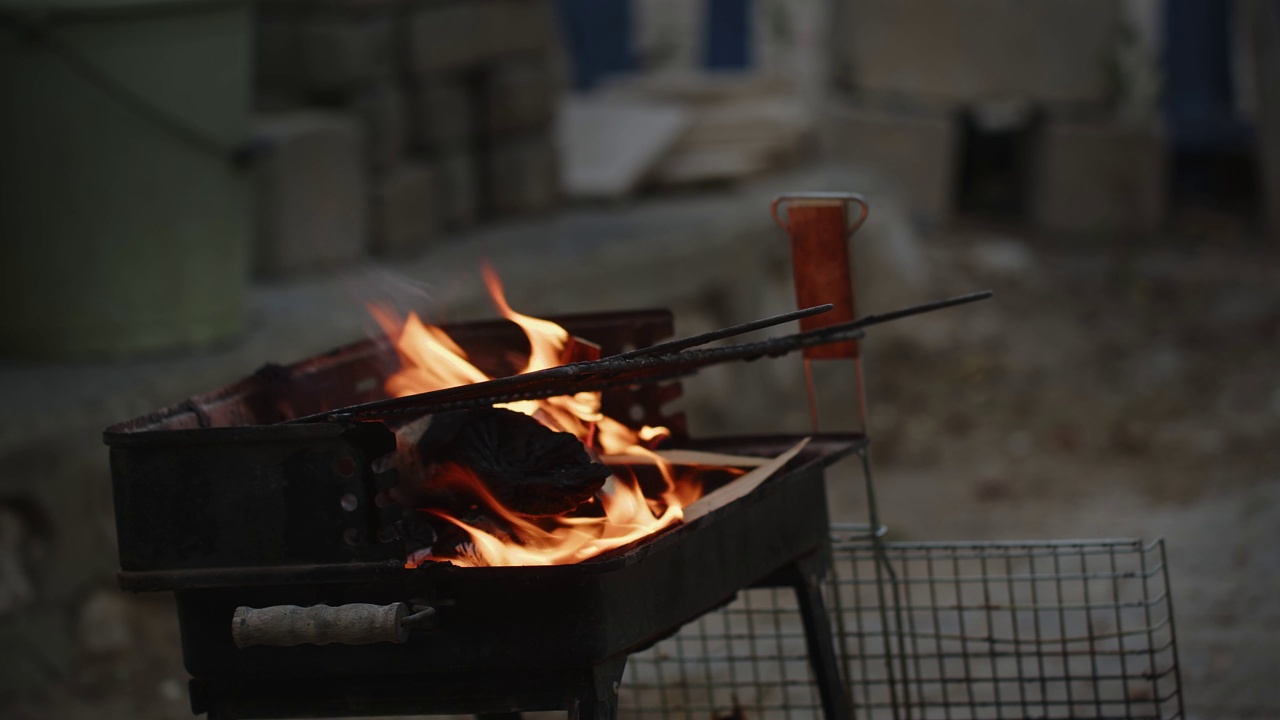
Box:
(232, 603), (409, 648)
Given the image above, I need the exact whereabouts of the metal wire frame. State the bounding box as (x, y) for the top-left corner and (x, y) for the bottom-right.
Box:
(617, 536), (1184, 720)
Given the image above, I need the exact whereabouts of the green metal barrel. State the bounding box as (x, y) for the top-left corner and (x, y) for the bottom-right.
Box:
(0, 0), (252, 359)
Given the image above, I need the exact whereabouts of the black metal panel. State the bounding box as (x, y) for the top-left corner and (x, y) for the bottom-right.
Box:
(189, 667), (590, 718)
(110, 422), (398, 572)
(170, 436), (858, 680)
(105, 310), (682, 576)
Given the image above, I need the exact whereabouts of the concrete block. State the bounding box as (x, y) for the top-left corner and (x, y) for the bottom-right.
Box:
(259, 0), (401, 10)
(482, 54), (558, 137)
(485, 0), (559, 57)
(820, 98), (958, 225)
(370, 162), (439, 256)
(253, 90), (309, 113)
(252, 112), (368, 275)
(408, 77), (474, 154)
(405, 2), (491, 73)
(299, 13), (394, 92)
(430, 151), (480, 229)
(255, 17), (304, 89)
(255, 8), (394, 94)
(405, 0), (557, 74)
(484, 134), (560, 216)
(1033, 119), (1167, 234)
(833, 0), (1121, 105)
(351, 81), (408, 172)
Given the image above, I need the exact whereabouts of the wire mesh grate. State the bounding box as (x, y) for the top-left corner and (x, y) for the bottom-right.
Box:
(618, 534), (1183, 720)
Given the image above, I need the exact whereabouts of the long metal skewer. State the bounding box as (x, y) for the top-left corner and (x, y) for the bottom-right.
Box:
(614, 304), (833, 359)
(284, 291), (991, 425)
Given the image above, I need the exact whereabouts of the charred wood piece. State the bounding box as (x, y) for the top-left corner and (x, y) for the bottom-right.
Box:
(414, 408), (610, 517)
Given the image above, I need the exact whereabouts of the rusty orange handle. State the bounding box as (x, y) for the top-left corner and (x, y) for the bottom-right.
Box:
(769, 191), (870, 361)
(770, 192), (869, 237)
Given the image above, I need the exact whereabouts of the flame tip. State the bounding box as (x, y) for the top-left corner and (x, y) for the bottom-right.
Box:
(379, 267), (707, 568)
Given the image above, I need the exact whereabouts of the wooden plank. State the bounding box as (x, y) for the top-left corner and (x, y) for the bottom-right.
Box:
(676, 97), (809, 145)
(682, 438), (810, 522)
(600, 449), (772, 468)
(648, 97), (809, 187)
(603, 71), (795, 105)
(649, 145), (773, 186)
(557, 96), (691, 199)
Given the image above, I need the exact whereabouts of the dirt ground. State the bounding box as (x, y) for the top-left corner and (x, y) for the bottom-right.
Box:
(830, 222), (1280, 720)
(3, 218), (1277, 720)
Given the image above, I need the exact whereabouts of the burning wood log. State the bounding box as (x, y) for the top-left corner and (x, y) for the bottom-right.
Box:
(346, 275), (990, 567)
(413, 408), (610, 517)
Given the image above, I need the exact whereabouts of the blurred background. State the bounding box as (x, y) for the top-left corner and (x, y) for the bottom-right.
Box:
(0, 0), (1277, 718)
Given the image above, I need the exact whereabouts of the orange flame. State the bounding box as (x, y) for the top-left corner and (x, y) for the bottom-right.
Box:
(377, 265), (720, 568)
(418, 462), (684, 567)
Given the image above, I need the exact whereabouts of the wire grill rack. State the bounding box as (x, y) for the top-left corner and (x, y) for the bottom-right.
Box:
(618, 532), (1183, 720)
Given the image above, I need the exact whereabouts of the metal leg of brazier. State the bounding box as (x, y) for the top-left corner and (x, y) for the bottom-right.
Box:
(793, 553), (856, 720)
(569, 656), (628, 720)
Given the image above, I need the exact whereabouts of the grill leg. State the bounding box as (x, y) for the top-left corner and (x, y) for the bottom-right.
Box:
(793, 553), (856, 720)
(569, 656), (627, 720)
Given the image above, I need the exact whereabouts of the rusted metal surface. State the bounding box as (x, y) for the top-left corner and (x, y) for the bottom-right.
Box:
(561, 336), (602, 364)
(770, 193), (869, 360)
(771, 192), (872, 433)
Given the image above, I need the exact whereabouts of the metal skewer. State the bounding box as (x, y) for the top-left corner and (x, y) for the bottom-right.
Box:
(283, 292), (990, 425)
(613, 304), (833, 359)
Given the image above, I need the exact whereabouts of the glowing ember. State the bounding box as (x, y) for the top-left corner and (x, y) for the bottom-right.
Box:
(374, 264), (736, 568)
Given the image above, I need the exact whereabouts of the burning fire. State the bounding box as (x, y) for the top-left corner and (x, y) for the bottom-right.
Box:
(373, 265), (726, 568)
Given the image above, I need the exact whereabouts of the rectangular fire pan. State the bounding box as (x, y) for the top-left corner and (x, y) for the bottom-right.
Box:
(103, 306), (863, 720)
(172, 434), (859, 680)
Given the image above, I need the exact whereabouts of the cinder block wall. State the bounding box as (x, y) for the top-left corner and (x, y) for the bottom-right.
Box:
(251, 0), (565, 274)
(824, 0), (1167, 235)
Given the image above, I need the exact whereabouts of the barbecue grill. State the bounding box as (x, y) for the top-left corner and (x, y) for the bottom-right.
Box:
(106, 309), (866, 720)
(105, 192), (1184, 720)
